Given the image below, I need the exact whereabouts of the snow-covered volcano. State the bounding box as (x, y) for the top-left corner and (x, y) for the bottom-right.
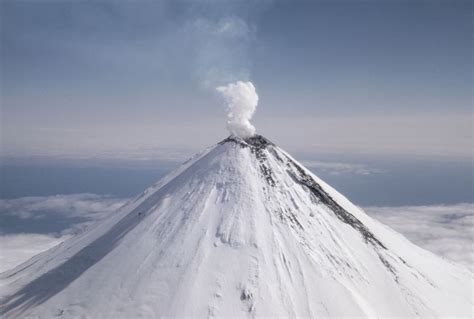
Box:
(1, 135), (472, 317)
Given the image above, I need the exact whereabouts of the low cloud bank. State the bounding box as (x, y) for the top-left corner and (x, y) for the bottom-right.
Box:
(365, 203), (473, 271)
(0, 234), (67, 273)
(0, 194), (127, 272)
(0, 194), (127, 236)
(302, 160), (383, 176)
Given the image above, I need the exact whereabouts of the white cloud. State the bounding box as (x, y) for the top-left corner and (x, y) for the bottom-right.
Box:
(301, 160), (383, 175)
(0, 194), (127, 236)
(0, 194), (127, 273)
(0, 234), (68, 273)
(365, 203), (474, 271)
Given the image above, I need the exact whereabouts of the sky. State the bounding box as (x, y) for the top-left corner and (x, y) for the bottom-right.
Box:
(0, 0), (472, 204)
(1, 0), (472, 159)
(0, 1), (472, 274)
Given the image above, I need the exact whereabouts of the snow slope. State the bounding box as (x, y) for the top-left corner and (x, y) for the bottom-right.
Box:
(1, 135), (472, 318)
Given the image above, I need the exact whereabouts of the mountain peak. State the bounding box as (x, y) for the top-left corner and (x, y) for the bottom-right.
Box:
(1, 136), (471, 318)
(219, 134), (274, 149)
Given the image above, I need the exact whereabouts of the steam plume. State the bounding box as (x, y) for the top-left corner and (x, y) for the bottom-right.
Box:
(216, 81), (259, 138)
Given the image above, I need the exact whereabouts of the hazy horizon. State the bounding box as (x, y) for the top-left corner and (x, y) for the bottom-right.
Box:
(1, 0), (472, 160)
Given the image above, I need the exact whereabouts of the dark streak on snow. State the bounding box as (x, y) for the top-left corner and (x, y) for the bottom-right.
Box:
(286, 158), (387, 250)
(221, 135), (276, 187)
(275, 207), (304, 232)
(222, 135), (387, 250)
(285, 208), (304, 231)
(223, 135), (401, 283)
(2, 259), (40, 279)
(286, 156), (404, 284)
(377, 254), (399, 282)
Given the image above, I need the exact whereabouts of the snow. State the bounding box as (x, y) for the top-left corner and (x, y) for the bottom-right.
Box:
(0, 135), (472, 318)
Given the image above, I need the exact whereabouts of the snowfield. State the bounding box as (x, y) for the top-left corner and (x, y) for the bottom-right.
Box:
(1, 135), (472, 317)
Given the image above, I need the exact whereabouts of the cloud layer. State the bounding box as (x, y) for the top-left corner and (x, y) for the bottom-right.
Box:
(365, 203), (473, 271)
(0, 194), (127, 236)
(0, 194), (127, 273)
(301, 160), (383, 176)
(0, 234), (66, 273)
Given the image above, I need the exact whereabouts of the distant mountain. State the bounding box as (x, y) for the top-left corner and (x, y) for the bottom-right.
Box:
(1, 135), (471, 317)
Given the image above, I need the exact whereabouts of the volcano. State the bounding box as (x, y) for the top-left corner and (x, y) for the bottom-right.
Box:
(1, 135), (472, 317)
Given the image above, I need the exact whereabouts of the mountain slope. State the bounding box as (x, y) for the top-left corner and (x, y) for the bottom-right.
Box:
(1, 135), (472, 317)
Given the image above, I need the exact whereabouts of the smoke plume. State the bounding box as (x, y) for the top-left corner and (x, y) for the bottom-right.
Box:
(216, 81), (259, 138)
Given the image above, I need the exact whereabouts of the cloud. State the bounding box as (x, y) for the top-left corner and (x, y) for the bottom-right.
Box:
(0, 194), (127, 273)
(0, 194), (127, 236)
(302, 160), (383, 175)
(0, 234), (67, 273)
(365, 203), (474, 271)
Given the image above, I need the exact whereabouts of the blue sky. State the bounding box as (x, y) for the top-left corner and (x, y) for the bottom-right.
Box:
(1, 0), (472, 159)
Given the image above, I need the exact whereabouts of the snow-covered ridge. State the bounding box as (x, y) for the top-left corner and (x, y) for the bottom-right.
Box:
(1, 135), (472, 318)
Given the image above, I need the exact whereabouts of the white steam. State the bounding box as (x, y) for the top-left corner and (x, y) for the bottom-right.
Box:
(216, 81), (259, 138)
